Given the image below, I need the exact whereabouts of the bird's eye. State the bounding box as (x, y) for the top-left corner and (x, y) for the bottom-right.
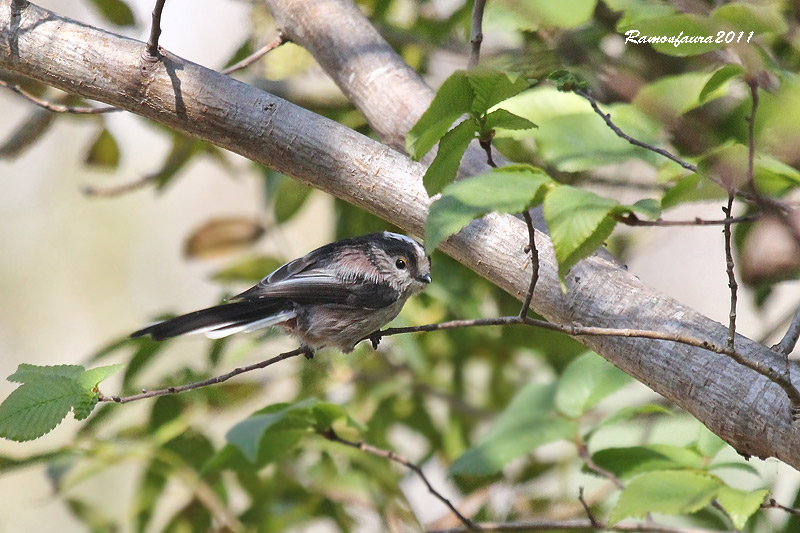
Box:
(395, 258), (407, 270)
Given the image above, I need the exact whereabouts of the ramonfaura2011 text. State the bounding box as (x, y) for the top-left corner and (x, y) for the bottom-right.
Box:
(624, 29), (754, 48)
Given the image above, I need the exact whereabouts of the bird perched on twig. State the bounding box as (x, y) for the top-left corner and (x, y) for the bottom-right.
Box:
(131, 232), (432, 353)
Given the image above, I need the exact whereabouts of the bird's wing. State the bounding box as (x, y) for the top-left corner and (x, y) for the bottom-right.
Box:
(231, 250), (399, 308)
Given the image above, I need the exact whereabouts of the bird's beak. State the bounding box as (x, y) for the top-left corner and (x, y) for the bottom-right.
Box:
(417, 274), (432, 284)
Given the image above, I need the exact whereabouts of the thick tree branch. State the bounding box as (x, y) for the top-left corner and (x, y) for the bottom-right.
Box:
(3, 2), (800, 467)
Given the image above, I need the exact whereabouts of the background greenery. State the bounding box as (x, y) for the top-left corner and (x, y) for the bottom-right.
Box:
(1, 0), (800, 531)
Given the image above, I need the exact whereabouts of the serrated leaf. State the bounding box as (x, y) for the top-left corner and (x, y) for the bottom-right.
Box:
(422, 120), (477, 196)
(8, 364), (84, 384)
(716, 486), (768, 529)
(87, 0), (135, 26)
(699, 65), (743, 104)
(467, 68), (529, 115)
(84, 128), (120, 169)
(483, 109), (537, 133)
(184, 218), (265, 259)
(406, 71), (474, 159)
(609, 470), (721, 525)
(0, 376), (84, 441)
(425, 165), (552, 252)
(591, 445), (704, 480)
(450, 383), (575, 477)
(555, 352), (633, 417)
(213, 256), (284, 283)
(543, 185), (618, 278)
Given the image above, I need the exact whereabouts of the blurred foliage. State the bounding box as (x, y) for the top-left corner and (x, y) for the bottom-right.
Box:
(1, 0), (800, 531)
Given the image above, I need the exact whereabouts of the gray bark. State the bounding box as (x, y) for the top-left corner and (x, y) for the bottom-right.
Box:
(1, 1), (799, 468)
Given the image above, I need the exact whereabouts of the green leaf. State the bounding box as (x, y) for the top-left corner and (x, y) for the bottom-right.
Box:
(591, 445), (705, 480)
(609, 470), (722, 525)
(88, 0), (136, 26)
(483, 109), (537, 133)
(635, 72), (724, 121)
(423, 120), (477, 196)
(555, 352), (633, 417)
(696, 423), (727, 458)
(8, 364), (83, 384)
(699, 64), (743, 104)
(490, 0), (597, 30)
(716, 486), (768, 530)
(711, 4), (787, 35)
(272, 176), (313, 223)
(450, 383), (576, 476)
(592, 404), (672, 433)
(226, 399), (318, 462)
(425, 165), (552, 252)
(0, 376), (84, 441)
(78, 364), (124, 390)
(707, 462), (760, 477)
(467, 68), (530, 115)
(628, 198), (662, 220)
(543, 185), (618, 278)
(84, 129), (121, 169)
(213, 256), (285, 283)
(661, 174), (725, 209)
(619, 14), (723, 57)
(406, 71), (474, 159)
(548, 69), (588, 92)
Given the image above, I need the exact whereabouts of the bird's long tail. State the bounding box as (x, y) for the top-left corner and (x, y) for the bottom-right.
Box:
(131, 300), (296, 341)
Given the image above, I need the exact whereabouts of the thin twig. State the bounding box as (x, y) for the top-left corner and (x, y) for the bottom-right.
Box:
(575, 89), (697, 174)
(577, 441), (625, 490)
(615, 213), (760, 227)
(761, 498), (800, 516)
(429, 518), (732, 533)
(370, 315), (800, 419)
(574, 88), (784, 209)
(322, 429), (476, 530)
(773, 305), (800, 356)
(519, 210), (539, 317)
(146, 0), (168, 59)
(578, 487), (601, 528)
(467, 0), (487, 69)
(723, 194), (738, 350)
(222, 33), (288, 75)
(0, 80), (119, 114)
(97, 347), (308, 403)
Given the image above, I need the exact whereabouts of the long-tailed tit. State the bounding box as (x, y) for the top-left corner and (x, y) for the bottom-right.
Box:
(131, 232), (431, 353)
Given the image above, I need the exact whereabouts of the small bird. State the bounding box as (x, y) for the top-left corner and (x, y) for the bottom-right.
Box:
(131, 232), (432, 353)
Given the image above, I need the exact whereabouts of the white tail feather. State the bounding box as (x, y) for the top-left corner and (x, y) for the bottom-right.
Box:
(203, 310), (296, 340)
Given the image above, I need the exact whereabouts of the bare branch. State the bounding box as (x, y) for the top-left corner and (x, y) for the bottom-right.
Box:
(146, 0), (167, 59)
(322, 429), (475, 530)
(578, 487), (601, 528)
(519, 209), (539, 318)
(615, 213), (760, 227)
(0, 79), (119, 114)
(467, 0), (487, 69)
(575, 89), (697, 174)
(429, 518), (733, 533)
(221, 33), (288, 75)
(761, 497), (800, 516)
(773, 305), (800, 356)
(723, 195), (738, 350)
(97, 347), (309, 404)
